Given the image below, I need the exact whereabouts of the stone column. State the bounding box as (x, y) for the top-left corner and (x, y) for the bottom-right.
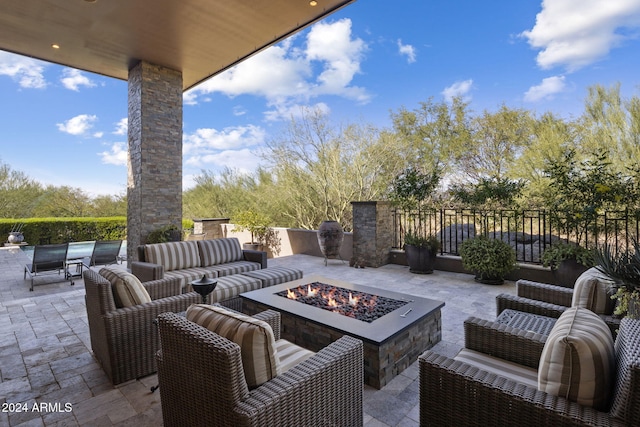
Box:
(351, 201), (393, 267)
(193, 218), (230, 239)
(127, 61), (183, 261)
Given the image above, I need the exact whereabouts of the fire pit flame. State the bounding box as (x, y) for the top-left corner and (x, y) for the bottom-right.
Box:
(277, 282), (408, 323)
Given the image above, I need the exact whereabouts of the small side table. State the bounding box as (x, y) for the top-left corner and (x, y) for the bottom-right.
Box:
(64, 258), (84, 285)
(495, 309), (556, 335)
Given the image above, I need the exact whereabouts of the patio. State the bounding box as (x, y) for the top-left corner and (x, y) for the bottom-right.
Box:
(0, 246), (516, 426)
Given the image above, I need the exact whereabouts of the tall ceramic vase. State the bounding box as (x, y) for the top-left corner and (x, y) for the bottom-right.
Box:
(317, 220), (344, 266)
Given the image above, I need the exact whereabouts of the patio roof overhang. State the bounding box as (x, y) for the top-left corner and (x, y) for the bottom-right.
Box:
(0, 0), (355, 91)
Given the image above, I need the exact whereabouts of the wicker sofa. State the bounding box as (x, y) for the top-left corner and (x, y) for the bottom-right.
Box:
(83, 268), (201, 385)
(420, 314), (640, 426)
(132, 237), (267, 290)
(156, 309), (364, 427)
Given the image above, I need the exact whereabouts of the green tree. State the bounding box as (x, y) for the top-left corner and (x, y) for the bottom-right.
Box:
(0, 160), (44, 218)
(454, 104), (534, 182)
(264, 107), (397, 231)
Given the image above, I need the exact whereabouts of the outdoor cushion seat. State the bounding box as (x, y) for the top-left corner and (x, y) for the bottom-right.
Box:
(198, 274), (262, 304)
(202, 260), (261, 277)
(241, 266), (304, 288)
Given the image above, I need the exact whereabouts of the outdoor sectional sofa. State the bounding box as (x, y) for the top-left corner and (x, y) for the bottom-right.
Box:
(131, 237), (267, 304)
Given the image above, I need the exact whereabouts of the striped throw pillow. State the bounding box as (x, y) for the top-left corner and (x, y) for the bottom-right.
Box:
(538, 307), (615, 410)
(197, 238), (243, 266)
(144, 241), (201, 271)
(186, 304), (280, 388)
(99, 266), (151, 308)
(571, 267), (616, 314)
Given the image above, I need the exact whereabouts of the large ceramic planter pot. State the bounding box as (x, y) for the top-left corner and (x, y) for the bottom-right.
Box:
(317, 220), (344, 264)
(243, 242), (262, 251)
(405, 244), (436, 274)
(553, 258), (589, 288)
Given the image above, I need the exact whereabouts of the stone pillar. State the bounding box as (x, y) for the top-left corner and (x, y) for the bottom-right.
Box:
(351, 201), (393, 267)
(127, 61), (183, 261)
(193, 218), (230, 239)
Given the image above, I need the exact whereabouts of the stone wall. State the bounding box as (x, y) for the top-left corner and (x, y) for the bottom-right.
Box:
(127, 61), (183, 261)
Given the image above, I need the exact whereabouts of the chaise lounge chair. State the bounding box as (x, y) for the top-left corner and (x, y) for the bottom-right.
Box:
(24, 242), (70, 291)
(82, 239), (123, 269)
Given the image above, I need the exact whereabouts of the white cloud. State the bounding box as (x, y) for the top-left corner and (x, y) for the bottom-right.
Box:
(113, 118), (128, 135)
(192, 148), (261, 174)
(183, 124), (265, 160)
(185, 18), (369, 115)
(442, 79), (474, 102)
(99, 142), (128, 166)
(56, 114), (98, 135)
(61, 68), (96, 91)
(264, 102), (330, 122)
(397, 39), (417, 63)
(521, 0), (640, 71)
(524, 75), (567, 102)
(0, 51), (48, 89)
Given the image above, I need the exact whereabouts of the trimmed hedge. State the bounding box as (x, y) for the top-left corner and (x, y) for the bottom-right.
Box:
(0, 218), (196, 245)
(0, 217), (127, 245)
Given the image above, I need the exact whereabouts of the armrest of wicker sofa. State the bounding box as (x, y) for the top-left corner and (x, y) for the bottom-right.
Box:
(252, 309), (281, 341)
(143, 276), (182, 300)
(516, 279), (574, 306)
(496, 293), (567, 318)
(242, 249), (267, 269)
(464, 316), (546, 369)
(419, 349), (611, 427)
(130, 260), (164, 282)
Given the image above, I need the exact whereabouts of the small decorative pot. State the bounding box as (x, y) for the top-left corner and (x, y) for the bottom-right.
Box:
(8, 232), (24, 244)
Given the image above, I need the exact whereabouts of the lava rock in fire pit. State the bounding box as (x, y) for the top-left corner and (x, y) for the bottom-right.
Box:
(275, 282), (408, 323)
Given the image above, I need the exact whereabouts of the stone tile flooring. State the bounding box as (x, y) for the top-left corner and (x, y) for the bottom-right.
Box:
(0, 246), (516, 426)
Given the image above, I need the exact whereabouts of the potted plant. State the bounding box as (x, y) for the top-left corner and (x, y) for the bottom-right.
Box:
(594, 240), (640, 319)
(541, 241), (595, 288)
(459, 235), (517, 285)
(231, 210), (272, 250)
(388, 166), (442, 273)
(404, 231), (440, 274)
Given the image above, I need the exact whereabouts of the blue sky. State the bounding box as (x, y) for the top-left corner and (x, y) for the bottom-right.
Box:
(2, 0), (640, 197)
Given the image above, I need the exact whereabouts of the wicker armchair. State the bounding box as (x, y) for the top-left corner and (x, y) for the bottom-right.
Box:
(419, 316), (640, 426)
(83, 269), (200, 385)
(156, 311), (364, 427)
(496, 279), (621, 335)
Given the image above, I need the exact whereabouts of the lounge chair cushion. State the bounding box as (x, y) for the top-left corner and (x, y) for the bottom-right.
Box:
(144, 241), (201, 271)
(571, 267), (616, 314)
(197, 238), (243, 266)
(538, 307), (614, 410)
(186, 304), (280, 388)
(99, 266), (151, 308)
(454, 348), (538, 388)
(275, 339), (315, 373)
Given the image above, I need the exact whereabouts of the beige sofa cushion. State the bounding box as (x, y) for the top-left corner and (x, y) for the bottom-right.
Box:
(197, 238), (243, 266)
(538, 307), (615, 410)
(144, 241), (201, 271)
(99, 266), (151, 308)
(186, 304), (280, 388)
(571, 267), (616, 314)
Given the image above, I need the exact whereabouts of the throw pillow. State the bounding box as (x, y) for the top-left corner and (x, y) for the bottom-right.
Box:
(538, 307), (615, 410)
(186, 304), (280, 388)
(571, 267), (616, 314)
(99, 266), (151, 308)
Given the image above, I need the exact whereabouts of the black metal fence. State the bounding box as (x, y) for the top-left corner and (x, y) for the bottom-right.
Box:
(392, 207), (640, 264)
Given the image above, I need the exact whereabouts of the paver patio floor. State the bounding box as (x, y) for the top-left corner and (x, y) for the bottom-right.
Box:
(0, 246), (516, 426)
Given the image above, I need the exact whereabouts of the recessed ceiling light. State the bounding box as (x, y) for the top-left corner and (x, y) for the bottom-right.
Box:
(84, 0), (97, 3)
(309, 1), (318, 6)
(51, 44), (60, 49)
